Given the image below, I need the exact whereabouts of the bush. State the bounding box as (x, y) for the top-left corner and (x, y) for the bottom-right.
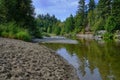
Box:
(16, 31), (31, 41)
(92, 18), (104, 32)
(42, 32), (50, 37)
(105, 16), (116, 33)
(33, 26), (42, 38)
(103, 32), (113, 40)
(1, 31), (15, 38)
(0, 22), (31, 41)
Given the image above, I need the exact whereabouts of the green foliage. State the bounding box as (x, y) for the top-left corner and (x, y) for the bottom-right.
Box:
(87, 10), (95, 30)
(103, 32), (113, 40)
(74, 14), (83, 32)
(64, 14), (75, 33)
(97, 0), (111, 19)
(42, 32), (50, 37)
(36, 14), (64, 36)
(113, 30), (120, 40)
(77, 0), (86, 27)
(54, 27), (61, 35)
(33, 27), (42, 38)
(60, 26), (65, 35)
(0, 0), (35, 28)
(112, 0), (120, 30)
(47, 27), (51, 33)
(0, 0), (119, 40)
(88, 0), (95, 11)
(0, 22), (31, 41)
(0, 0), (7, 23)
(92, 18), (104, 32)
(0, 0), (42, 39)
(16, 31), (31, 41)
(105, 16), (116, 33)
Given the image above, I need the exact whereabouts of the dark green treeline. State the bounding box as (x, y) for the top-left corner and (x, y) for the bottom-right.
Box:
(36, 0), (120, 37)
(0, 0), (120, 40)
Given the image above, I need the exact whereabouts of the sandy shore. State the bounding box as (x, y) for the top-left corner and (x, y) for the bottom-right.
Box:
(0, 38), (79, 80)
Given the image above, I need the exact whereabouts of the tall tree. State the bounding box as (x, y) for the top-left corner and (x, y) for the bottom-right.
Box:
(74, 0), (86, 33)
(91, 0), (112, 31)
(36, 14), (61, 35)
(87, 0), (96, 30)
(64, 14), (75, 33)
(77, 0), (86, 26)
(88, 0), (95, 11)
(0, 0), (35, 29)
(111, 0), (120, 30)
(97, 0), (111, 19)
(0, 0), (7, 22)
(16, 0), (35, 28)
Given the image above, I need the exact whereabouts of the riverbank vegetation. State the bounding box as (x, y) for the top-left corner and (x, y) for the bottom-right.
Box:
(36, 0), (120, 40)
(0, 22), (31, 41)
(0, 0), (41, 41)
(0, 0), (120, 41)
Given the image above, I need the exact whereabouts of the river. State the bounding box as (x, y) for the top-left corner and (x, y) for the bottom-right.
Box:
(41, 39), (120, 80)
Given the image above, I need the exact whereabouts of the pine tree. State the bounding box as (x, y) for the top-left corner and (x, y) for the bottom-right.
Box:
(77, 0), (86, 25)
(87, 0), (96, 31)
(88, 0), (95, 11)
(75, 0), (86, 32)
(0, 0), (35, 29)
(15, 0), (35, 28)
(0, 0), (7, 22)
(97, 0), (111, 19)
(112, 0), (120, 30)
(64, 14), (74, 33)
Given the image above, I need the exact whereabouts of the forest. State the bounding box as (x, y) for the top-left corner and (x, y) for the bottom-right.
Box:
(0, 0), (120, 41)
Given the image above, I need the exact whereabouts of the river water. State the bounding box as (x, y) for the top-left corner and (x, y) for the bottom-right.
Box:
(42, 39), (120, 80)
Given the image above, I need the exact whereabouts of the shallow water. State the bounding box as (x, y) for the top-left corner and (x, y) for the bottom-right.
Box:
(42, 39), (120, 80)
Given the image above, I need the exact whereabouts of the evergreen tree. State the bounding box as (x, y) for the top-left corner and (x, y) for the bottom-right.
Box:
(74, 14), (83, 32)
(87, 0), (95, 30)
(16, 0), (35, 28)
(88, 0), (95, 11)
(64, 14), (75, 33)
(75, 0), (88, 33)
(0, 0), (7, 22)
(77, 0), (86, 27)
(36, 14), (61, 35)
(97, 0), (111, 19)
(112, 0), (120, 30)
(0, 0), (35, 29)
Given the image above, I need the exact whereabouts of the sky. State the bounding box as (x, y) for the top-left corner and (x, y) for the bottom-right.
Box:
(32, 0), (97, 21)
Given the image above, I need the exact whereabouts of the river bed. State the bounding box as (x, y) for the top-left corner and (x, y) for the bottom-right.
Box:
(41, 39), (120, 80)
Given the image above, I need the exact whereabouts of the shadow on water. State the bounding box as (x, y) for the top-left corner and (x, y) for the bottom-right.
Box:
(41, 39), (120, 80)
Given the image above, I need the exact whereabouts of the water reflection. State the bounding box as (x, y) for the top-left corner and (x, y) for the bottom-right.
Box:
(42, 39), (120, 80)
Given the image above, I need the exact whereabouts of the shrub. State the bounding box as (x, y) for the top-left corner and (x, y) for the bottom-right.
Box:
(105, 16), (116, 33)
(103, 32), (113, 40)
(1, 31), (9, 38)
(92, 18), (104, 32)
(0, 22), (31, 41)
(33, 26), (42, 38)
(42, 32), (50, 37)
(16, 30), (31, 41)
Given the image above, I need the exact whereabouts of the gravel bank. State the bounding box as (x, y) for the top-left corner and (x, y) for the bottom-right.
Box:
(0, 38), (79, 80)
(32, 38), (78, 44)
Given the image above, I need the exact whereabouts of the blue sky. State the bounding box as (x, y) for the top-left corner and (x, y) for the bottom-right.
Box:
(32, 0), (97, 21)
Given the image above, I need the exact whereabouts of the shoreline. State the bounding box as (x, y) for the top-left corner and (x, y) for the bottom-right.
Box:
(32, 37), (78, 44)
(0, 38), (79, 80)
